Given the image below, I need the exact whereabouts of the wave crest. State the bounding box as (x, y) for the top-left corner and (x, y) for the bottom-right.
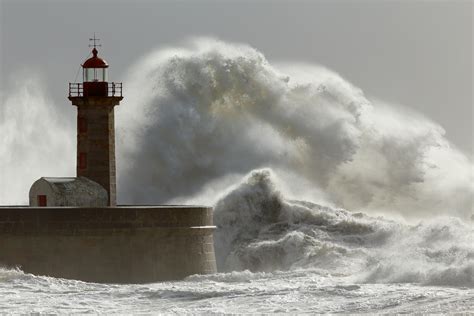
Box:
(214, 169), (474, 287)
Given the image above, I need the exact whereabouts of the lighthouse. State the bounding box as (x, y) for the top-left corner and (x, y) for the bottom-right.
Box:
(5, 37), (216, 283)
(68, 36), (123, 206)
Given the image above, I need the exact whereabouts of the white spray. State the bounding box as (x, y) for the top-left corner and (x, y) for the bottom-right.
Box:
(116, 38), (473, 219)
(213, 169), (473, 287)
(0, 73), (74, 204)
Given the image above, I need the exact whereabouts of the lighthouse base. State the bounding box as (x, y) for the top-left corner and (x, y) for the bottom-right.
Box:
(0, 206), (216, 283)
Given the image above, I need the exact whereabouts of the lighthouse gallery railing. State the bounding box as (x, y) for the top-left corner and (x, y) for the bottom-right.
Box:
(68, 82), (123, 97)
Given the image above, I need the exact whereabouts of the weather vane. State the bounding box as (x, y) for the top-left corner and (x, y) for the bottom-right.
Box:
(89, 33), (101, 49)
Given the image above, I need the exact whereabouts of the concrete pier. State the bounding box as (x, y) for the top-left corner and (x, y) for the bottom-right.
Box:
(0, 206), (216, 283)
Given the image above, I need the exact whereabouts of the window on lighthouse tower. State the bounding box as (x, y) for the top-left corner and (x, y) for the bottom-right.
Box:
(84, 67), (108, 82)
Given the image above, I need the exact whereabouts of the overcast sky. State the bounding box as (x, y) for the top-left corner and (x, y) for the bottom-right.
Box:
(1, 0), (472, 155)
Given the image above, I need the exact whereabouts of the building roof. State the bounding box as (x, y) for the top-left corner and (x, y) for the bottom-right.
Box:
(82, 48), (108, 68)
(29, 177), (108, 206)
(40, 176), (105, 191)
(42, 177), (76, 183)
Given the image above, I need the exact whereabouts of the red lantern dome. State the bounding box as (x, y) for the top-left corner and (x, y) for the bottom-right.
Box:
(82, 48), (108, 68)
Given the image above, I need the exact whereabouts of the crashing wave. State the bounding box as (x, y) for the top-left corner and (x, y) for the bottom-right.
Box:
(214, 169), (474, 287)
(116, 38), (472, 219)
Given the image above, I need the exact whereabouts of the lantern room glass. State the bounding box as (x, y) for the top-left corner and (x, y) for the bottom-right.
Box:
(83, 68), (108, 82)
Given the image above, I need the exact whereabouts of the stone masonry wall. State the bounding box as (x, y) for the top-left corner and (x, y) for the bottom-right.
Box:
(70, 96), (122, 206)
(0, 206), (217, 283)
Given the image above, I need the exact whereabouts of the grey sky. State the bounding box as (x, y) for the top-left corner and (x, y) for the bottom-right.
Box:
(1, 0), (472, 155)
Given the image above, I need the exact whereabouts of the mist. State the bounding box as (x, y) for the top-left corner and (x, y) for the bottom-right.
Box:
(115, 38), (473, 219)
(0, 72), (74, 205)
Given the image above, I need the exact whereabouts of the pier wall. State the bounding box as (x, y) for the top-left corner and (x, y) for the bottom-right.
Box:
(0, 206), (216, 283)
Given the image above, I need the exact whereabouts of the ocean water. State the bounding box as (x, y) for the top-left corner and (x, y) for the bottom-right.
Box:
(0, 269), (472, 313)
(0, 170), (472, 313)
(0, 38), (472, 313)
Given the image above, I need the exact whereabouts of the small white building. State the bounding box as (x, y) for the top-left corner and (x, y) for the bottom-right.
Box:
(29, 177), (108, 207)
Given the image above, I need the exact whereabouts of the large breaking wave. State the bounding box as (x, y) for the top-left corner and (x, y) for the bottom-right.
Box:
(117, 38), (472, 219)
(214, 169), (473, 287)
(112, 38), (474, 287)
(114, 38), (473, 287)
